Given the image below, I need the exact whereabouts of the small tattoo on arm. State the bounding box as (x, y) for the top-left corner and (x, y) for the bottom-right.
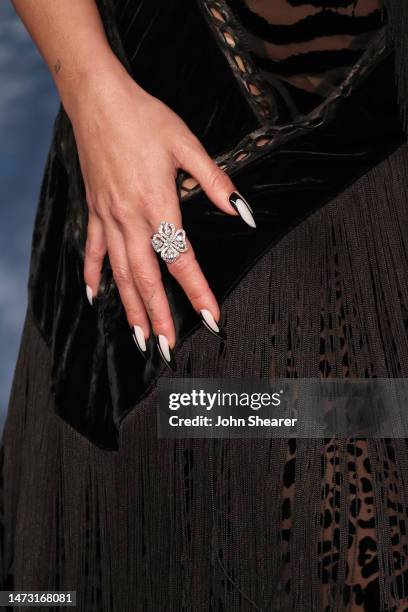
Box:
(54, 60), (62, 75)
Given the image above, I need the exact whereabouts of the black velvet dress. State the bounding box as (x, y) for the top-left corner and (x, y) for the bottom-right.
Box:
(2, 1), (408, 610)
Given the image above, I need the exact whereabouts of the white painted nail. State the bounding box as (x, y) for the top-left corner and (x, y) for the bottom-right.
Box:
(86, 285), (93, 305)
(199, 309), (226, 340)
(200, 309), (220, 333)
(132, 325), (147, 353)
(229, 192), (256, 228)
(157, 334), (171, 362)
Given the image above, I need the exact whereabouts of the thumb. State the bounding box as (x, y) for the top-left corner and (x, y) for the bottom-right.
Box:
(178, 141), (256, 229)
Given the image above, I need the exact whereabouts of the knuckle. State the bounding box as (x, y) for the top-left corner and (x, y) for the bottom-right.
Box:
(112, 265), (132, 286)
(189, 287), (210, 304)
(138, 196), (156, 217)
(93, 204), (110, 222)
(126, 306), (145, 323)
(150, 313), (171, 329)
(89, 195), (111, 221)
(134, 272), (160, 296)
(85, 241), (105, 262)
(142, 184), (177, 215)
(139, 186), (156, 209)
(110, 199), (134, 224)
(168, 252), (194, 276)
(207, 168), (228, 193)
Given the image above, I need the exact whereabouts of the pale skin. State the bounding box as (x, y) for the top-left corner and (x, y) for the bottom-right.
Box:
(12, 0), (242, 349)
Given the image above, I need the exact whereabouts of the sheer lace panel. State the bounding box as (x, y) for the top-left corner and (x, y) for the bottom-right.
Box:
(175, 1), (388, 197)
(224, 0), (383, 113)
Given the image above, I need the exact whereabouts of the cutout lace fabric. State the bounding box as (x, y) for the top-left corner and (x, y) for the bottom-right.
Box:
(177, 0), (385, 197)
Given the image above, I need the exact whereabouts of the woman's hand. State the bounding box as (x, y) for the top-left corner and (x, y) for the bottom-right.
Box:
(66, 62), (255, 367)
(11, 0), (255, 368)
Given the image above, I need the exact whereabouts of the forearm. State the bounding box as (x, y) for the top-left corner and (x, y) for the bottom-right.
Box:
(12, 0), (128, 117)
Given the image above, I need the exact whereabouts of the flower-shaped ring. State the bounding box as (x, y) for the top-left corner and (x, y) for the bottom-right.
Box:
(151, 221), (188, 264)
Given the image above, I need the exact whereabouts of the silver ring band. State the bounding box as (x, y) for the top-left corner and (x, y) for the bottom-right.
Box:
(151, 221), (188, 264)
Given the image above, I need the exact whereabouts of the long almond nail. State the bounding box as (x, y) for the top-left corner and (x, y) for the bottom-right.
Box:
(86, 285), (93, 305)
(131, 325), (148, 359)
(229, 192), (256, 228)
(156, 334), (176, 371)
(199, 309), (226, 341)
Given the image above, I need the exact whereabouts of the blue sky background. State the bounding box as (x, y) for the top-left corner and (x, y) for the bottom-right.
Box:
(0, 3), (59, 429)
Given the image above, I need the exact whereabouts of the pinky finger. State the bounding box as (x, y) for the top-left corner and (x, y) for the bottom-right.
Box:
(84, 213), (107, 305)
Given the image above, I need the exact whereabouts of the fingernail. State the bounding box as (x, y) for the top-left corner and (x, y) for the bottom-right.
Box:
(86, 284), (93, 305)
(229, 192), (256, 228)
(131, 325), (148, 359)
(199, 309), (226, 341)
(156, 334), (176, 371)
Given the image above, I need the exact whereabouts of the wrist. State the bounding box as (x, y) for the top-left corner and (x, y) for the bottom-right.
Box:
(57, 49), (133, 121)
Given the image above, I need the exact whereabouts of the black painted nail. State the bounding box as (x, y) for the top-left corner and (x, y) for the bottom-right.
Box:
(229, 192), (256, 228)
(199, 309), (227, 341)
(155, 334), (177, 371)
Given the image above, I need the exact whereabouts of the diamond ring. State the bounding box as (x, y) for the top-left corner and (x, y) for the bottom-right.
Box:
(151, 221), (188, 264)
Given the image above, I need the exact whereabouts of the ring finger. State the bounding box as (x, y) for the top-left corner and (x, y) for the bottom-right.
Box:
(149, 215), (225, 341)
